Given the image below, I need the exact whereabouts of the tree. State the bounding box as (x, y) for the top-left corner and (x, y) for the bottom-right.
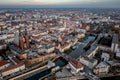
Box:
(5, 50), (11, 55)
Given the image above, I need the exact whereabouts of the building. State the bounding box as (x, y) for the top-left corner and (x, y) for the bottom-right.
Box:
(9, 45), (27, 60)
(116, 48), (120, 59)
(37, 47), (46, 53)
(1, 62), (25, 77)
(111, 34), (119, 52)
(37, 45), (55, 54)
(5, 36), (15, 43)
(24, 29), (30, 49)
(94, 62), (110, 75)
(59, 43), (71, 52)
(79, 56), (98, 69)
(45, 45), (55, 53)
(79, 23), (90, 33)
(19, 28), (30, 50)
(101, 52), (110, 61)
(98, 34), (119, 53)
(0, 35), (7, 40)
(0, 60), (10, 70)
(0, 43), (6, 50)
(68, 58), (84, 74)
(27, 53), (56, 64)
(114, 25), (119, 28)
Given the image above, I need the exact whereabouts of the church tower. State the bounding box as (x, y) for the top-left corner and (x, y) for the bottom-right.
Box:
(19, 28), (24, 50)
(25, 29), (30, 49)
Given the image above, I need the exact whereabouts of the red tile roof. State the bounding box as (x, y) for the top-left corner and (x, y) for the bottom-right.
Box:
(82, 23), (88, 29)
(69, 58), (83, 69)
(1, 62), (24, 73)
(0, 60), (8, 67)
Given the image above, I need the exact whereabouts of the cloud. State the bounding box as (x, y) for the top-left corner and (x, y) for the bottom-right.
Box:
(0, 0), (120, 8)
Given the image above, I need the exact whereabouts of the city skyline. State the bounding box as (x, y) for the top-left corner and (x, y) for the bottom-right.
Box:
(0, 3), (120, 80)
(0, 0), (120, 8)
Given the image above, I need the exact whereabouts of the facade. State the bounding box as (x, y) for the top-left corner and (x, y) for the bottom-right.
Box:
(25, 29), (30, 49)
(27, 53), (56, 64)
(0, 44), (7, 50)
(5, 37), (15, 43)
(1, 62), (25, 77)
(87, 46), (99, 58)
(37, 47), (46, 53)
(59, 44), (71, 52)
(94, 62), (110, 74)
(0, 60), (10, 70)
(68, 58), (84, 74)
(116, 48), (120, 59)
(79, 56), (98, 69)
(101, 52), (110, 61)
(37, 45), (55, 54)
(111, 34), (118, 53)
(45, 45), (55, 53)
(19, 28), (30, 50)
(98, 46), (111, 52)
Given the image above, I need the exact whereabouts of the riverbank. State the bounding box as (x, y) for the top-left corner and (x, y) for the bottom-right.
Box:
(9, 65), (47, 80)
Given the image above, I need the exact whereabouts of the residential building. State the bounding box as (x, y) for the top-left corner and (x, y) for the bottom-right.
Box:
(68, 58), (84, 74)
(94, 62), (110, 74)
(1, 62), (25, 77)
(79, 56), (98, 69)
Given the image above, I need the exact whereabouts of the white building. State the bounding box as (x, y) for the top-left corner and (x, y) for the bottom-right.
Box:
(116, 48), (120, 59)
(0, 35), (7, 40)
(101, 52), (110, 61)
(79, 56), (98, 69)
(45, 45), (55, 53)
(94, 62), (110, 74)
(59, 44), (71, 52)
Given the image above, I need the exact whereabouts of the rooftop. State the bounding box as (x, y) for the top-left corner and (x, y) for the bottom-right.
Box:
(96, 61), (110, 68)
(1, 62), (24, 73)
(69, 58), (83, 69)
(9, 45), (23, 54)
(112, 34), (119, 44)
(0, 60), (8, 67)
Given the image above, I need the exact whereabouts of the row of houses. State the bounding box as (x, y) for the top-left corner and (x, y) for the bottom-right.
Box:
(0, 58), (25, 77)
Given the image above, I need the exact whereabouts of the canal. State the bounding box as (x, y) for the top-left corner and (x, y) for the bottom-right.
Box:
(25, 57), (68, 80)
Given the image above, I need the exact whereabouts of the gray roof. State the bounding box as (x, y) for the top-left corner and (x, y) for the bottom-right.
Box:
(112, 34), (118, 44)
(45, 45), (54, 49)
(96, 61), (110, 68)
(9, 45), (23, 54)
(69, 44), (85, 59)
(69, 36), (96, 59)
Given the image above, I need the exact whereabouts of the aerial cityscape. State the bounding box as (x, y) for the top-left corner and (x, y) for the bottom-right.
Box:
(0, 0), (120, 80)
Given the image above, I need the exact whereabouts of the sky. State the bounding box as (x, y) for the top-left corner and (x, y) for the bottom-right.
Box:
(0, 0), (120, 8)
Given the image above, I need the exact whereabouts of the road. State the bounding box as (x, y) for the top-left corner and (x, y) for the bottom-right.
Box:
(83, 64), (101, 80)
